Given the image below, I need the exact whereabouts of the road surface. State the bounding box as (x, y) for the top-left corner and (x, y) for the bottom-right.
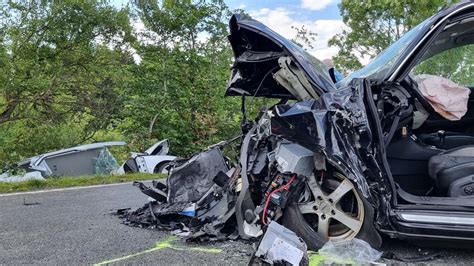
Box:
(0, 182), (473, 265)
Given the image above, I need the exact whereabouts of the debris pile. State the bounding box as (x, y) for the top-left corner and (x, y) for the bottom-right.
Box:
(121, 146), (240, 241)
(119, 128), (307, 241)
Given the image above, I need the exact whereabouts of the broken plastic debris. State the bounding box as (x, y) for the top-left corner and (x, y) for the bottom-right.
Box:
(318, 238), (383, 264)
(177, 203), (196, 217)
(167, 147), (229, 203)
(252, 221), (307, 265)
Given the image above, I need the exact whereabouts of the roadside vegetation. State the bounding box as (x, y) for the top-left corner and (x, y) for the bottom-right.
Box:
(0, 173), (163, 194)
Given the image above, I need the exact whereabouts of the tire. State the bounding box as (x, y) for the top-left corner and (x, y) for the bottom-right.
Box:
(281, 174), (382, 251)
(153, 161), (172, 174)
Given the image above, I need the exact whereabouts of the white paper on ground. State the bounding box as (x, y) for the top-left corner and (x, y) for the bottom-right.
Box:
(267, 237), (304, 265)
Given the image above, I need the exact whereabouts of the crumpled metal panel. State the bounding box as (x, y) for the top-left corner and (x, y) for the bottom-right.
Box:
(226, 14), (335, 99)
(167, 147), (229, 203)
(271, 79), (374, 197)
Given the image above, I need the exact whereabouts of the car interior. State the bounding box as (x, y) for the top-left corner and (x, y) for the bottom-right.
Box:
(384, 15), (474, 202)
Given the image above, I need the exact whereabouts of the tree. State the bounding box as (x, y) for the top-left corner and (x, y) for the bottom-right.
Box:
(412, 44), (474, 86)
(123, 0), (241, 155)
(329, 0), (456, 73)
(0, 1), (135, 164)
(291, 25), (317, 50)
(0, 1), (134, 125)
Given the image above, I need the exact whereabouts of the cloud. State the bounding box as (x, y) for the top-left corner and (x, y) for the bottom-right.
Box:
(237, 4), (247, 9)
(250, 8), (299, 37)
(249, 7), (347, 61)
(300, 0), (336, 11)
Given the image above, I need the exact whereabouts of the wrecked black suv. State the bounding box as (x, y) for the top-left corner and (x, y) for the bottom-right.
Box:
(127, 1), (474, 251)
(230, 0), (474, 249)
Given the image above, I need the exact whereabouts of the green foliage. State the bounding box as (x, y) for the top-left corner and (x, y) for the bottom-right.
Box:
(0, 1), (135, 164)
(122, 0), (241, 155)
(0, 1), (134, 124)
(329, 0), (457, 73)
(0, 0), (244, 164)
(0, 119), (86, 167)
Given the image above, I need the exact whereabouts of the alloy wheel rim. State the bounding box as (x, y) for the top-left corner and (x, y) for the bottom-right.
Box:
(297, 172), (364, 240)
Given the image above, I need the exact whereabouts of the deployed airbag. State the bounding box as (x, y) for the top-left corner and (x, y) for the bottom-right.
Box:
(415, 74), (471, 121)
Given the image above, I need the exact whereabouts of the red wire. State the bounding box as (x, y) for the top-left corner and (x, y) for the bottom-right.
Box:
(262, 174), (297, 225)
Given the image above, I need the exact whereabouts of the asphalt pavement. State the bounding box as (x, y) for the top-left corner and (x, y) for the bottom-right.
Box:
(0, 182), (473, 265)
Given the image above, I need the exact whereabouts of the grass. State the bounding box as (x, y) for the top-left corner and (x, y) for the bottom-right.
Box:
(0, 173), (164, 194)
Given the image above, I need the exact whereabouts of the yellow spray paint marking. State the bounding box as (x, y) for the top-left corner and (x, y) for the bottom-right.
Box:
(308, 251), (325, 266)
(308, 251), (355, 265)
(94, 236), (222, 266)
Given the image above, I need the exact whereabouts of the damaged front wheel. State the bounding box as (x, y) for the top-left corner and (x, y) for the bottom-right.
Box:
(282, 171), (381, 250)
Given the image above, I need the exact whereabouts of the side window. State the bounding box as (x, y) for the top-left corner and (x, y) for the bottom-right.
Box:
(411, 44), (474, 87)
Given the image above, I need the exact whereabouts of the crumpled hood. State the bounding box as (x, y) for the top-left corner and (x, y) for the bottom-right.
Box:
(226, 14), (336, 99)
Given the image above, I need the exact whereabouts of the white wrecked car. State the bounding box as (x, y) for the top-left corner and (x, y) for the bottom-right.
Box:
(116, 139), (177, 175)
(0, 141), (126, 182)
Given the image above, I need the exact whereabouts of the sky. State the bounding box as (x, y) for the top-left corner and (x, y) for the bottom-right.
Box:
(225, 0), (345, 60)
(111, 0), (345, 61)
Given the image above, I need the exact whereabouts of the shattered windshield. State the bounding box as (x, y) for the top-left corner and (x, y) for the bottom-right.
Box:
(338, 19), (430, 86)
